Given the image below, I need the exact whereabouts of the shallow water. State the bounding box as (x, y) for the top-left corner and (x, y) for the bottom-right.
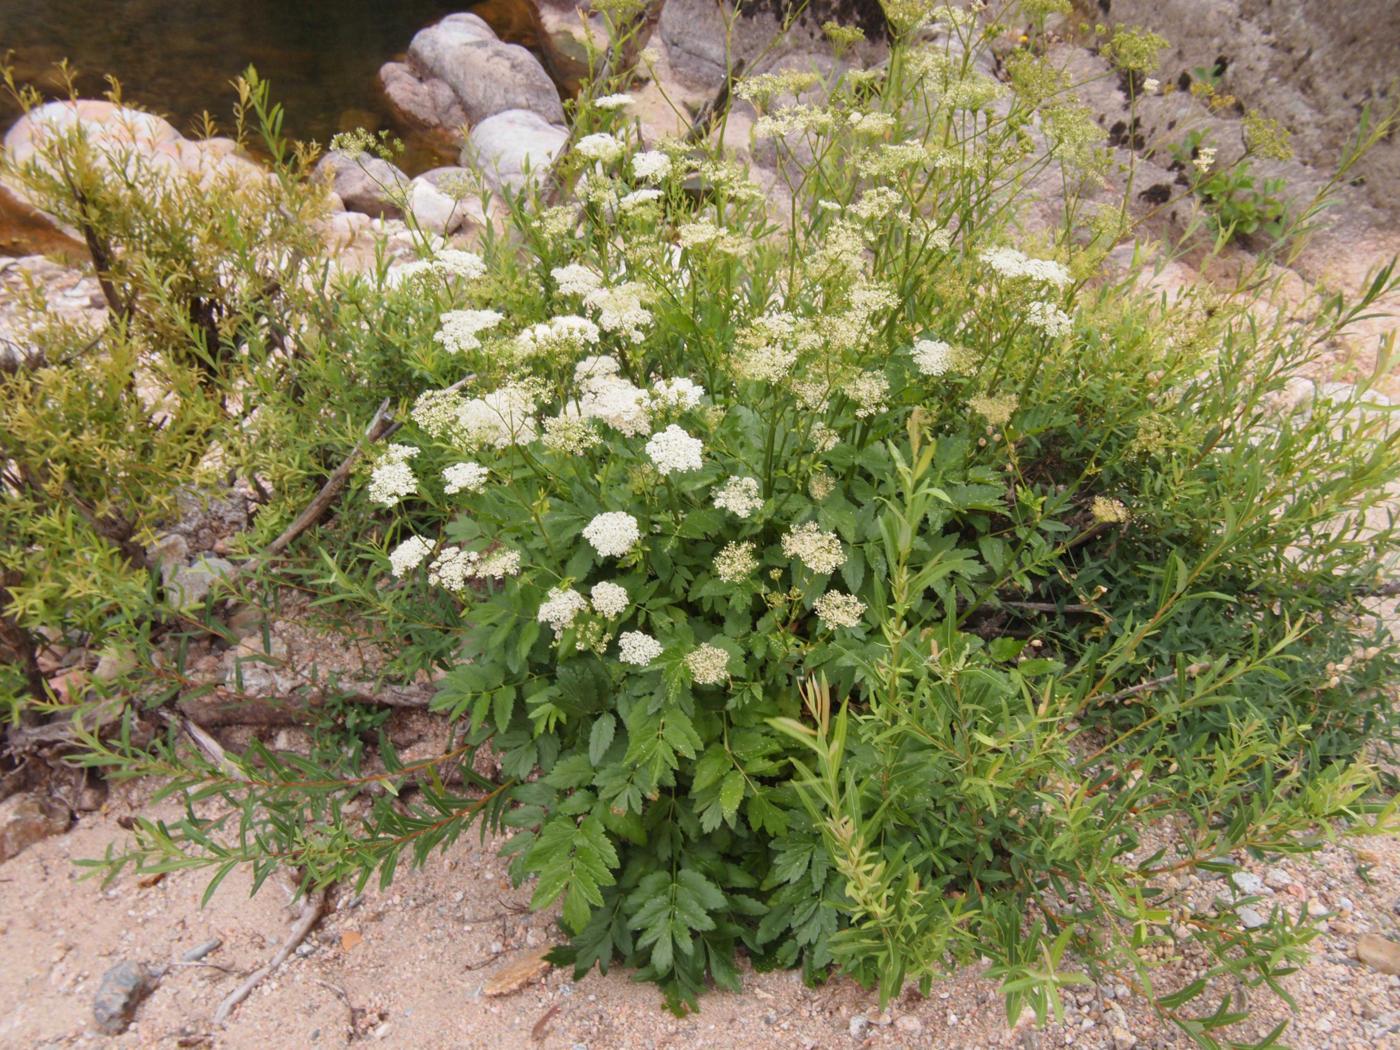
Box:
(0, 0), (473, 158)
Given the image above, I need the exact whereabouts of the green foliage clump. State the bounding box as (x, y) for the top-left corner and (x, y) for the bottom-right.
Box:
(9, 6), (1400, 1046)
(1172, 130), (1289, 244)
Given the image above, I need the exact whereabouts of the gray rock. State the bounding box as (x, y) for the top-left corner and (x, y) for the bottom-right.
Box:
(1263, 866), (1292, 890)
(0, 793), (71, 862)
(1099, 0), (1400, 222)
(463, 110), (568, 194)
(148, 532), (190, 573)
(408, 15), (564, 126)
(222, 632), (289, 696)
(377, 61), (468, 137)
(313, 152), (410, 219)
(848, 1014), (868, 1038)
(406, 172), (482, 235)
(92, 960), (154, 1034)
(1231, 871), (1265, 895)
(1238, 906), (1267, 930)
(166, 555), (235, 609)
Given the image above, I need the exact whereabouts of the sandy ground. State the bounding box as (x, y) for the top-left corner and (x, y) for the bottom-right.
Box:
(3, 776), (1400, 1050)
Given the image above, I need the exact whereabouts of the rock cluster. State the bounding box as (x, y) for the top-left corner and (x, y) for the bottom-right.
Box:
(377, 13), (569, 196)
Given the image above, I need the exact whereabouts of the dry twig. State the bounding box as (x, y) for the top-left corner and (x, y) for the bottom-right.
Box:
(213, 886), (328, 1026)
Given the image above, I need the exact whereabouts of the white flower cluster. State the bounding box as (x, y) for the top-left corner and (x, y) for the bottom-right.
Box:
(782, 522), (845, 574)
(387, 248), (486, 285)
(583, 511), (641, 558)
(912, 338), (954, 376)
(475, 548), (522, 579)
(1092, 496), (1131, 524)
(541, 414), (601, 455)
(844, 370), (889, 419)
(369, 444), (419, 506)
(409, 387), (466, 439)
(714, 540), (758, 582)
(552, 263), (603, 297)
(425, 545), (522, 591)
(428, 546), (478, 592)
(457, 383), (538, 448)
(538, 587), (588, 637)
(685, 643), (729, 685)
(515, 314), (600, 358)
(388, 535), (433, 577)
(573, 357), (651, 436)
(650, 376), (705, 410)
(618, 188), (662, 212)
(645, 425), (704, 475)
(851, 186), (904, 222)
(442, 461), (488, 495)
(753, 103), (837, 139)
(980, 247), (1071, 288)
(618, 630), (663, 666)
(1027, 300), (1073, 338)
(813, 591), (866, 629)
(575, 132), (625, 162)
(590, 581), (629, 618)
(593, 94), (633, 110)
(735, 311), (815, 383)
(582, 281), (653, 342)
(434, 309), (504, 354)
(632, 150), (672, 183)
(713, 476), (763, 519)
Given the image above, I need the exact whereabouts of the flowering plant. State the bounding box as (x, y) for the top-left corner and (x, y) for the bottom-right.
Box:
(54, 4), (1399, 1039)
(340, 6), (1400, 1026)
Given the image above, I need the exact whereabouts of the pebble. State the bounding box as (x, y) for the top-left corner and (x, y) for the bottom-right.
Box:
(1231, 872), (1265, 895)
(895, 1015), (923, 1034)
(92, 960), (154, 1035)
(1239, 907), (1267, 930)
(1264, 867), (1292, 890)
(1355, 934), (1400, 975)
(180, 938), (222, 962)
(848, 1015), (869, 1038)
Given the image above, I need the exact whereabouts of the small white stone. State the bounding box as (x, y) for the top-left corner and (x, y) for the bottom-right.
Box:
(1231, 872), (1265, 895)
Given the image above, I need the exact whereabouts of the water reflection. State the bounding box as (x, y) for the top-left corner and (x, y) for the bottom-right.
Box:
(0, 0), (573, 172)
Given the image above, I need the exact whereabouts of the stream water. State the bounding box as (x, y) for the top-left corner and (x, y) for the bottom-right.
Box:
(0, 0), (530, 159)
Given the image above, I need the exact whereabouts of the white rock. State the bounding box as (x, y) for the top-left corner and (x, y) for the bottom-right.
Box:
(1238, 906), (1268, 930)
(166, 555), (235, 609)
(463, 110), (567, 194)
(1231, 871), (1266, 895)
(313, 152), (410, 219)
(408, 15), (564, 126)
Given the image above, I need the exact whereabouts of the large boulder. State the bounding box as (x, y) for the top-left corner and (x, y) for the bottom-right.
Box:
(463, 110), (568, 194)
(377, 60), (469, 137)
(661, 0), (886, 90)
(407, 166), (486, 234)
(1099, 0), (1400, 221)
(313, 151), (411, 219)
(407, 13), (564, 126)
(3, 100), (180, 169)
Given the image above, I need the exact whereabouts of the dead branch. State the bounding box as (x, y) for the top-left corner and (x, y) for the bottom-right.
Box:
(233, 398), (395, 580)
(175, 680), (435, 727)
(161, 709), (249, 781)
(1103, 662), (1211, 705)
(686, 57), (747, 145)
(213, 886), (328, 1026)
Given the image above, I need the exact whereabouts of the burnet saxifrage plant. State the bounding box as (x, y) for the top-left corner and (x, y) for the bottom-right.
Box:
(92, 3), (1400, 1040)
